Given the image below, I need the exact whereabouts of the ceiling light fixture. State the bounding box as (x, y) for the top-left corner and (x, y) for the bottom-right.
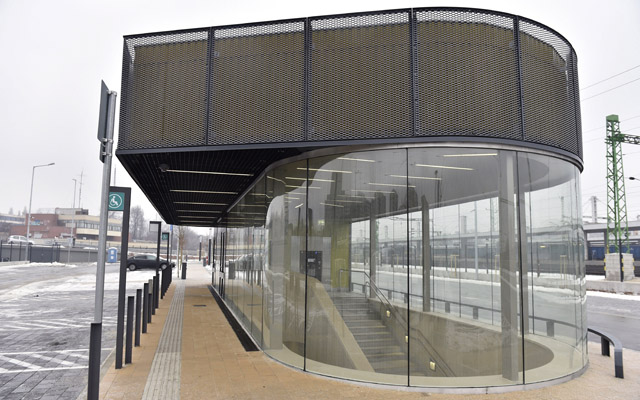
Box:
(415, 164), (474, 171)
(297, 167), (352, 174)
(367, 182), (416, 188)
(286, 177), (335, 183)
(351, 189), (393, 194)
(442, 153), (497, 157)
(175, 202), (228, 206)
(320, 202), (344, 208)
(170, 189), (238, 195)
(337, 157), (375, 163)
(388, 175), (441, 180)
(176, 210), (220, 213)
(167, 169), (252, 176)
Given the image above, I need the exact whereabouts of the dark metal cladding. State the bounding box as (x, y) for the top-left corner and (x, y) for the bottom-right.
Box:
(116, 7), (582, 227)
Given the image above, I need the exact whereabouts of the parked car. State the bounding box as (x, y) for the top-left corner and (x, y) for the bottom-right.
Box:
(7, 235), (34, 245)
(127, 254), (174, 271)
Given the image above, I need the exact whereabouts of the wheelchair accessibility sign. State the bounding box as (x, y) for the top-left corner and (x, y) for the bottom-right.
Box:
(108, 192), (125, 211)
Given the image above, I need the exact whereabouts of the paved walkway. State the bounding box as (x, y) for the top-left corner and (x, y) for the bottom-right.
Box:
(99, 264), (640, 399)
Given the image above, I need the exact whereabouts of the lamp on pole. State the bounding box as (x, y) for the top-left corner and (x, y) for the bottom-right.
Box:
(67, 178), (78, 264)
(26, 162), (55, 260)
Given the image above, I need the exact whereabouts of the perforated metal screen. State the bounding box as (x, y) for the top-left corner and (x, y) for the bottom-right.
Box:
(309, 11), (413, 140)
(118, 8), (583, 225)
(120, 29), (209, 149)
(519, 19), (579, 156)
(119, 8), (581, 159)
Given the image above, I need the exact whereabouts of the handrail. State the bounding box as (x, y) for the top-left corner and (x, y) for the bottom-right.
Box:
(341, 268), (454, 376)
(349, 280), (579, 333)
(588, 326), (624, 378)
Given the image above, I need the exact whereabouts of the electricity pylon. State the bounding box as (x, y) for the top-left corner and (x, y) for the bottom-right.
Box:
(605, 114), (640, 253)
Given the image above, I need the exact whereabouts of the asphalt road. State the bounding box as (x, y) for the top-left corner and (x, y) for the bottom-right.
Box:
(0, 262), (160, 400)
(587, 294), (640, 351)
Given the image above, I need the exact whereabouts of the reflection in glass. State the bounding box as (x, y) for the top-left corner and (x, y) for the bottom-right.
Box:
(213, 146), (586, 388)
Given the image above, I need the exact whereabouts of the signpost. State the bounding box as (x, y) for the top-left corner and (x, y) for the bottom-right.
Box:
(89, 81), (117, 400)
(111, 187), (131, 370)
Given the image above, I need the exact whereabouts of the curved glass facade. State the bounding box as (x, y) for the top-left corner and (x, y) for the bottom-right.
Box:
(212, 145), (586, 388)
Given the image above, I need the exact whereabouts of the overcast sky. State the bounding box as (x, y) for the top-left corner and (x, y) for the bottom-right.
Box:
(0, 0), (639, 234)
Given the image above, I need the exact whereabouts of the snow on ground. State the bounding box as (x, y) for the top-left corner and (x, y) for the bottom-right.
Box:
(587, 290), (640, 301)
(0, 267), (160, 301)
(586, 274), (605, 281)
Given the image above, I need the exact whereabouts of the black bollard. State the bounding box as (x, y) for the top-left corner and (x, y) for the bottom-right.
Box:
(182, 262), (187, 279)
(148, 293), (154, 320)
(153, 275), (159, 310)
(142, 283), (148, 333)
(87, 322), (102, 400)
(160, 269), (164, 299)
(125, 296), (134, 364)
(135, 289), (141, 345)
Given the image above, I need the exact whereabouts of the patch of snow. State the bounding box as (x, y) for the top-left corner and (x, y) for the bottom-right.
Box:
(587, 290), (640, 301)
(586, 274), (605, 281)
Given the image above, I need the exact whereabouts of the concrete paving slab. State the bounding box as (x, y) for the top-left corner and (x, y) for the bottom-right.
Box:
(100, 263), (640, 400)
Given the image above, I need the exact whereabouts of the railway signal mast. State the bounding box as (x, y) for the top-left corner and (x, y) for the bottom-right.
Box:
(605, 114), (638, 281)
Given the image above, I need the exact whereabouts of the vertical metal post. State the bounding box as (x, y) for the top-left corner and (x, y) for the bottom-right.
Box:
(135, 289), (141, 345)
(154, 274), (159, 308)
(125, 296), (134, 364)
(89, 84), (116, 399)
(113, 187), (131, 370)
(148, 292), (153, 321)
(94, 90), (116, 323)
(87, 322), (102, 400)
(148, 279), (154, 320)
(142, 283), (148, 333)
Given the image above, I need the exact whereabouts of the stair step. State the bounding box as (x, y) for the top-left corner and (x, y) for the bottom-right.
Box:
(367, 351), (407, 361)
(348, 326), (389, 335)
(341, 313), (378, 321)
(360, 345), (403, 355)
(344, 320), (386, 328)
(356, 338), (398, 347)
(370, 358), (409, 371)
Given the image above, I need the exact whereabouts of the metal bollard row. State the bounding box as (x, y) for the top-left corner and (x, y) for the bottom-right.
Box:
(115, 268), (174, 369)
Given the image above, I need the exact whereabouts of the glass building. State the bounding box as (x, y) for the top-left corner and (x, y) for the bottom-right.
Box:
(116, 7), (586, 390)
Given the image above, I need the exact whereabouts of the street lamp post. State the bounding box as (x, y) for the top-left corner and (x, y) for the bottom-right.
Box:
(26, 162), (55, 260)
(67, 178), (78, 264)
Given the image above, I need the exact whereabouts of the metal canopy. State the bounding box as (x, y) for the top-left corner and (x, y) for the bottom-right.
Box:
(116, 147), (302, 227)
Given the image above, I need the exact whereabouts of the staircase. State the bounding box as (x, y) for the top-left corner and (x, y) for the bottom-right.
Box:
(330, 292), (425, 376)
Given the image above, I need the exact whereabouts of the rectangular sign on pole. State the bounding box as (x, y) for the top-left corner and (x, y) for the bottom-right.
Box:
(162, 232), (169, 240)
(97, 81), (110, 163)
(108, 192), (125, 211)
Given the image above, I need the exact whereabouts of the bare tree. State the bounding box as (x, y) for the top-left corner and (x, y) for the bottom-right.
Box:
(129, 205), (146, 240)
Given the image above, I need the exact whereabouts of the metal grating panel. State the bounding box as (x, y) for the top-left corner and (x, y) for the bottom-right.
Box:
(118, 8), (583, 159)
(210, 21), (306, 145)
(119, 30), (209, 150)
(415, 9), (521, 139)
(519, 19), (578, 155)
(309, 11), (413, 140)
(571, 49), (583, 159)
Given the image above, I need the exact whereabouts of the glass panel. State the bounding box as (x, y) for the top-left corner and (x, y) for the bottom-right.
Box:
(408, 148), (523, 386)
(262, 160), (306, 369)
(519, 153), (585, 383)
(305, 149), (408, 385)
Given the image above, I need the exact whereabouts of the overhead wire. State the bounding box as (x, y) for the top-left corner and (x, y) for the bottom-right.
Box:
(581, 76), (640, 101)
(580, 64), (640, 91)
